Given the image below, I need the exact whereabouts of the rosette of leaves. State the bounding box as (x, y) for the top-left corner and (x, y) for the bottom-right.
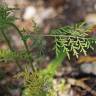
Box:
(50, 23), (96, 59)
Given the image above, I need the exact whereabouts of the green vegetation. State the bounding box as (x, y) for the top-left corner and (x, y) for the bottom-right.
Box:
(0, 3), (96, 96)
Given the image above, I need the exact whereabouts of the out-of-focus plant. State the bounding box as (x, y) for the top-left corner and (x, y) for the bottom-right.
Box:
(0, 49), (32, 61)
(17, 65), (52, 96)
(0, 3), (35, 71)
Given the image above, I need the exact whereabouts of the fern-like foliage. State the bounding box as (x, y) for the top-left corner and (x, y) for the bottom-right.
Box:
(0, 3), (17, 41)
(1, 3), (96, 96)
(16, 65), (52, 96)
(0, 49), (32, 62)
(0, 3), (35, 70)
(0, 3), (16, 30)
(50, 23), (96, 58)
(30, 35), (46, 57)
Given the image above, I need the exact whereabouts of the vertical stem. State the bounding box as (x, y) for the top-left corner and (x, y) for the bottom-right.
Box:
(1, 29), (23, 71)
(1, 30), (13, 51)
(8, 23), (35, 71)
(8, 23), (29, 52)
(42, 51), (66, 77)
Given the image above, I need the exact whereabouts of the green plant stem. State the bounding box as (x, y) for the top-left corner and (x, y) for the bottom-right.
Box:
(1, 30), (13, 51)
(24, 34), (81, 38)
(8, 23), (29, 52)
(1, 29), (23, 71)
(23, 34), (96, 41)
(42, 51), (66, 77)
(8, 23), (35, 72)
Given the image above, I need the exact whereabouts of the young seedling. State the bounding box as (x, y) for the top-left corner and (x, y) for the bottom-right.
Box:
(0, 3), (96, 96)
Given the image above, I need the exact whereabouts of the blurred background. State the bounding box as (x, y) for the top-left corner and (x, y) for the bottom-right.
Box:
(1, 0), (96, 32)
(0, 0), (96, 96)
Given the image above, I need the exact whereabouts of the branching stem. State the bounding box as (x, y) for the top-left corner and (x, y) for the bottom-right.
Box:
(1, 29), (23, 71)
(8, 23), (35, 72)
